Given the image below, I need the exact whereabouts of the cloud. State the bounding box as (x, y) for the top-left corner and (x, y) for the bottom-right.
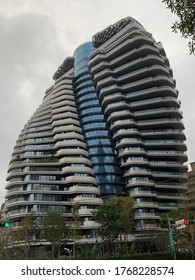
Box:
(0, 10), (65, 203)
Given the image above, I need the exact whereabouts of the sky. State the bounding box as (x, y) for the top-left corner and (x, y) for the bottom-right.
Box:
(0, 0), (194, 205)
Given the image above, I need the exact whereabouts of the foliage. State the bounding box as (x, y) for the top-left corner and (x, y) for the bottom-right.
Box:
(0, 238), (6, 259)
(93, 199), (121, 240)
(92, 196), (134, 255)
(42, 212), (69, 259)
(93, 197), (134, 239)
(161, 206), (195, 224)
(160, 208), (183, 228)
(9, 214), (37, 259)
(160, 205), (195, 259)
(162, 0), (195, 54)
(70, 202), (83, 258)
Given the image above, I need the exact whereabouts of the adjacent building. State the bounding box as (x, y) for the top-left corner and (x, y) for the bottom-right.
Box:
(5, 17), (188, 241)
(187, 162), (195, 206)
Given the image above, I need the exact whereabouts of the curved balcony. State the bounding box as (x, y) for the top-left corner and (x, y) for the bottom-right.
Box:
(52, 106), (77, 115)
(56, 148), (88, 158)
(149, 161), (188, 172)
(81, 220), (99, 229)
(129, 189), (156, 198)
(141, 129), (186, 141)
(107, 109), (131, 123)
(126, 87), (177, 104)
(112, 128), (141, 140)
(55, 140), (86, 150)
(147, 150), (188, 162)
(116, 139), (144, 149)
(130, 96), (180, 110)
(135, 107), (182, 119)
(101, 93), (125, 108)
(68, 186), (100, 195)
(61, 166), (94, 176)
(137, 118), (184, 130)
(121, 158), (149, 167)
(126, 179), (154, 188)
(134, 212), (160, 219)
(52, 100), (75, 110)
(78, 208), (94, 216)
(118, 148), (147, 158)
(90, 42), (163, 77)
(52, 118), (80, 128)
(110, 119), (137, 132)
(134, 201), (158, 208)
(156, 192), (187, 201)
(104, 101), (130, 115)
(54, 132), (84, 141)
(124, 169), (152, 177)
(145, 140), (187, 152)
(51, 84), (73, 96)
(52, 111), (78, 121)
(62, 176), (97, 186)
(155, 183), (188, 191)
(111, 43), (159, 66)
(73, 197), (103, 205)
(59, 157), (92, 166)
(53, 125), (82, 134)
(52, 93), (74, 104)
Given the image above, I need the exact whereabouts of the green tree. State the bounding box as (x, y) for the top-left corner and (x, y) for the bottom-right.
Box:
(9, 214), (38, 259)
(93, 196), (134, 256)
(42, 212), (68, 259)
(178, 206), (195, 259)
(162, 0), (195, 54)
(21, 214), (38, 259)
(117, 197), (134, 234)
(160, 206), (195, 259)
(0, 236), (6, 259)
(70, 202), (83, 258)
(115, 197), (134, 253)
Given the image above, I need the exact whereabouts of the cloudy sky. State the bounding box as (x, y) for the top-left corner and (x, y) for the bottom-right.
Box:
(0, 0), (194, 205)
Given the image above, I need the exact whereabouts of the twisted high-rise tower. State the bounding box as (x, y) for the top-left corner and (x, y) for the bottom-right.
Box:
(5, 17), (188, 240)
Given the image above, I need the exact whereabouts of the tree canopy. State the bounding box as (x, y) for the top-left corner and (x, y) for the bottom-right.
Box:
(162, 0), (195, 54)
(42, 212), (69, 259)
(160, 206), (195, 259)
(92, 196), (134, 255)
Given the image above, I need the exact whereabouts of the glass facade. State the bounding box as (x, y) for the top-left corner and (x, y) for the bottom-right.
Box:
(74, 42), (124, 199)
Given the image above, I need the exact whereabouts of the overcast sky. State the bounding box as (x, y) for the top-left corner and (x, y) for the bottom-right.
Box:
(0, 0), (194, 205)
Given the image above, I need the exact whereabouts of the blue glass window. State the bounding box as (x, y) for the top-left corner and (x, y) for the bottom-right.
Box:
(73, 42), (124, 197)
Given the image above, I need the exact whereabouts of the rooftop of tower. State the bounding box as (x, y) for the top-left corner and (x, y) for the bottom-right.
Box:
(52, 17), (148, 81)
(53, 56), (74, 81)
(92, 16), (144, 48)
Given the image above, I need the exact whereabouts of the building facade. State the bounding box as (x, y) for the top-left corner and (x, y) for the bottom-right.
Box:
(5, 17), (188, 240)
(187, 162), (195, 206)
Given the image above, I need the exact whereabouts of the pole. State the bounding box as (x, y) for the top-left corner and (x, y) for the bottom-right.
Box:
(167, 215), (177, 260)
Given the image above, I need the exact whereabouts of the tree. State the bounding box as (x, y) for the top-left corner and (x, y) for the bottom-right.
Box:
(21, 214), (38, 259)
(178, 206), (195, 259)
(70, 202), (83, 258)
(115, 197), (135, 253)
(160, 206), (195, 259)
(162, 0), (195, 54)
(42, 212), (69, 259)
(92, 196), (134, 256)
(8, 214), (38, 259)
(0, 236), (6, 259)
